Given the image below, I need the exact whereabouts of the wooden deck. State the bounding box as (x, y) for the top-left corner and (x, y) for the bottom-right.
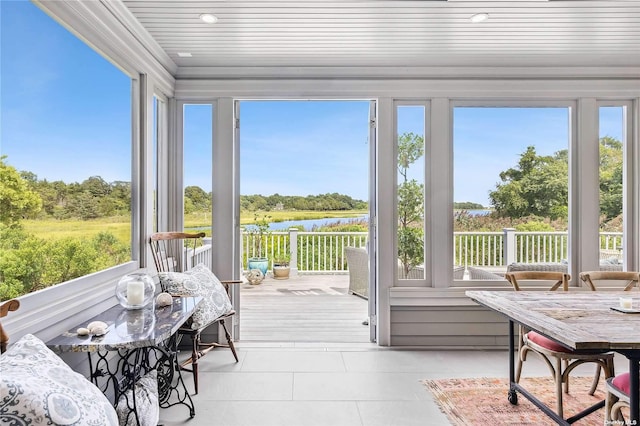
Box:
(238, 274), (370, 343)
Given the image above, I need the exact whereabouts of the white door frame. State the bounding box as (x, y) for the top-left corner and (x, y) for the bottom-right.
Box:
(368, 100), (378, 342)
(212, 98), (241, 339)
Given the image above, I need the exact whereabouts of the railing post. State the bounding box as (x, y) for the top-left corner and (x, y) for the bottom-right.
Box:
(289, 228), (298, 276)
(503, 228), (516, 266)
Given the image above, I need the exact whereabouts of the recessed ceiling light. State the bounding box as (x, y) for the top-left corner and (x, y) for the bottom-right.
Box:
(470, 13), (489, 23)
(199, 13), (218, 24)
(177, 52), (193, 58)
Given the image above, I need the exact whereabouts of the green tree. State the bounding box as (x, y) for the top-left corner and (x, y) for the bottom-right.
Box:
(185, 185), (211, 212)
(0, 227), (129, 299)
(0, 156), (42, 226)
(454, 202), (485, 210)
(489, 146), (568, 220)
(599, 136), (623, 220)
(81, 176), (110, 197)
(489, 139), (622, 223)
(397, 133), (424, 278)
(66, 191), (100, 219)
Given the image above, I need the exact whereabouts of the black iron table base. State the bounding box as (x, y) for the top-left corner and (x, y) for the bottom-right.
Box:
(47, 297), (202, 425)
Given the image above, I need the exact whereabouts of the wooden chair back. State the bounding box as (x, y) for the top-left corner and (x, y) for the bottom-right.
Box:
(149, 232), (205, 286)
(505, 271), (570, 292)
(579, 271), (640, 291)
(1, 299), (20, 353)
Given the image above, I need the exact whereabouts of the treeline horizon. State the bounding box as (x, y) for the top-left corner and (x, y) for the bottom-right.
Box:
(20, 167), (485, 220)
(17, 169), (489, 220)
(17, 169), (375, 219)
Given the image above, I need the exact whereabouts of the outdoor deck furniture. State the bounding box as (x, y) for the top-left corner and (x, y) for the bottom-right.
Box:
(507, 262), (624, 273)
(466, 291), (632, 425)
(150, 232), (239, 394)
(345, 246), (369, 299)
(467, 266), (504, 280)
(503, 271), (615, 419)
(600, 248), (624, 264)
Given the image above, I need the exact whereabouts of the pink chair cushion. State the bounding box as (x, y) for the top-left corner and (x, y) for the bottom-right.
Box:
(526, 331), (572, 353)
(612, 372), (630, 395)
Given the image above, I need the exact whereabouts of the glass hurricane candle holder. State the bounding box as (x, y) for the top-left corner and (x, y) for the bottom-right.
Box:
(115, 308), (156, 339)
(115, 272), (156, 310)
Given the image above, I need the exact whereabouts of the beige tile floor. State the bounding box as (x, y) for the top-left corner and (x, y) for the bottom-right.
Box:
(157, 275), (631, 425)
(158, 342), (630, 426)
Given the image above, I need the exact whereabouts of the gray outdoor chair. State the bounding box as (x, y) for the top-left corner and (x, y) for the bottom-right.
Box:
(467, 266), (504, 280)
(345, 246), (368, 299)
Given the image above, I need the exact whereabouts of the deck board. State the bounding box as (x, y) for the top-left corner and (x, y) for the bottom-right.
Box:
(239, 274), (370, 342)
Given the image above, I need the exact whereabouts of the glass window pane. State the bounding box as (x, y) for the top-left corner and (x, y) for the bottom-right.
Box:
(1, 2), (132, 299)
(152, 96), (159, 233)
(396, 106), (425, 280)
(183, 105), (213, 234)
(453, 107), (570, 280)
(599, 106), (624, 268)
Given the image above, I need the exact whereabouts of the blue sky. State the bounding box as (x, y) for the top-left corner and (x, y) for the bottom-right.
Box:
(1, 1), (624, 206)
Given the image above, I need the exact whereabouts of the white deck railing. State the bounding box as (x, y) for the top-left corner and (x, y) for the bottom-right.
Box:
(241, 230), (368, 273)
(190, 229), (623, 273)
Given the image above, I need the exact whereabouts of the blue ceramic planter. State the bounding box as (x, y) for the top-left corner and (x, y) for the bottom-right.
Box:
(247, 257), (269, 277)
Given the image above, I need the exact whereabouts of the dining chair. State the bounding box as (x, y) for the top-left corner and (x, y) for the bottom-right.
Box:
(579, 271), (640, 291)
(0, 299), (20, 354)
(580, 271), (640, 422)
(149, 232), (239, 394)
(605, 372), (630, 423)
(504, 271), (615, 418)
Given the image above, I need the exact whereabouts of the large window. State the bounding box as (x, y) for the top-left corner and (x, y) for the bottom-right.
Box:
(396, 104), (426, 280)
(0, 2), (132, 299)
(183, 105), (213, 234)
(453, 106), (570, 281)
(598, 105), (626, 268)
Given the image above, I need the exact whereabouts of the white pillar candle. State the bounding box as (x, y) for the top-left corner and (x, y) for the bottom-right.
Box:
(620, 297), (633, 309)
(127, 281), (145, 306)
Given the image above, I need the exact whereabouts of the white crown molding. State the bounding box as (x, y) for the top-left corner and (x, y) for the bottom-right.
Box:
(99, 0), (177, 76)
(176, 66), (640, 80)
(174, 77), (640, 99)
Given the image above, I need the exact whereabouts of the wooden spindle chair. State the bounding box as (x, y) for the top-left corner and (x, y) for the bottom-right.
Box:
(149, 232), (239, 394)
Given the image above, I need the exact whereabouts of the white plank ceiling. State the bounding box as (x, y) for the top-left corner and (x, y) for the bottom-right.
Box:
(121, 0), (640, 71)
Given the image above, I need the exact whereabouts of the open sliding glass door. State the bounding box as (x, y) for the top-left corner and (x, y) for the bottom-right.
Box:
(231, 100), (241, 339)
(368, 100), (377, 342)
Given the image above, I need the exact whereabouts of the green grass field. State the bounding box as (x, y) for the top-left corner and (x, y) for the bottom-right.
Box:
(21, 210), (368, 243)
(22, 216), (132, 243)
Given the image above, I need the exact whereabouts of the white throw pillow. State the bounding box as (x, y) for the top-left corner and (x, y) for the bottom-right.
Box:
(115, 369), (159, 426)
(0, 333), (118, 425)
(159, 263), (234, 329)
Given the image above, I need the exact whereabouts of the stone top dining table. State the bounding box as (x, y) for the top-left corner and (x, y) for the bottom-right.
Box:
(466, 290), (640, 425)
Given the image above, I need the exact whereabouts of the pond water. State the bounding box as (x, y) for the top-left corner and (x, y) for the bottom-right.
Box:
(458, 209), (492, 216)
(251, 215), (368, 231)
(190, 210), (490, 233)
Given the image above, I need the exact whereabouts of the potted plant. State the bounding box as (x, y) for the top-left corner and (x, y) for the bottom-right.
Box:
(272, 254), (291, 280)
(247, 213), (271, 279)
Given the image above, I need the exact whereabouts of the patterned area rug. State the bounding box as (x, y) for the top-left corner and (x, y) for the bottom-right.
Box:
(423, 376), (607, 425)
